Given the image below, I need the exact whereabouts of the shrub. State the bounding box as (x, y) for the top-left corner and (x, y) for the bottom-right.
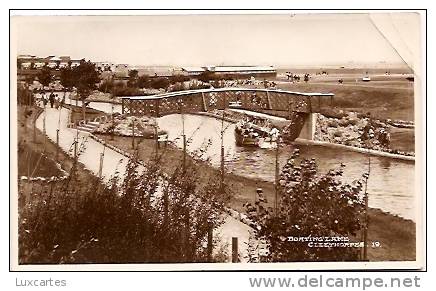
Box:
(244, 149), (365, 262)
(19, 153), (230, 264)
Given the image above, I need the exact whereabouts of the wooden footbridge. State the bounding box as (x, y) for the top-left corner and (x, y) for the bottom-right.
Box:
(121, 87), (333, 116)
(120, 87), (334, 141)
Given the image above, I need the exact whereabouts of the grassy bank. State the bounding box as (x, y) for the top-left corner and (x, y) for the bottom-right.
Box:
(17, 106), (99, 205)
(17, 107), (74, 177)
(95, 133), (416, 262)
(276, 81), (414, 121)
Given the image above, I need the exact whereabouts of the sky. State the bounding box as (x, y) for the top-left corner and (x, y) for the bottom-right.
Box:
(12, 13), (420, 68)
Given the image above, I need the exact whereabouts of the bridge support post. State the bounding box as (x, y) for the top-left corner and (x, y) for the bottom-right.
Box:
(297, 113), (318, 141)
(266, 91), (273, 110)
(201, 92), (208, 112)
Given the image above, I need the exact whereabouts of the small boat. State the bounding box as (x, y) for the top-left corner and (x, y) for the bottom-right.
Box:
(235, 119), (280, 148)
(235, 123), (259, 147)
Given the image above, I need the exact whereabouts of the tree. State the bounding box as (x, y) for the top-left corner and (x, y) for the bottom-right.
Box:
(59, 66), (75, 102)
(245, 149), (365, 262)
(23, 75), (35, 106)
(197, 71), (216, 83)
(136, 75), (151, 88)
(70, 60), (100, 120)
(127, 69), (139, 87)
(150, 77), (170, 90)
(17, 83), (32, 106)
(36, 65), (53, 90)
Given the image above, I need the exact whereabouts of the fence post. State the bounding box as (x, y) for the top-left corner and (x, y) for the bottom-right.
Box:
(33, 119), (36, 143)
(232, 237), (238, 263)
(73, 138), (78, 161)
(182, 134), (186, 172)
(207, 225), (213, 262)
(131, 118), (135, 149)
(42, 108), (47, 149)
(56, 129), (60, 160)
(98, 152), (104, 178)
(154, 123), (160, 158)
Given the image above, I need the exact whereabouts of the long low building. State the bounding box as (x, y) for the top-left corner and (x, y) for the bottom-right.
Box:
(182, 65), (277, 78)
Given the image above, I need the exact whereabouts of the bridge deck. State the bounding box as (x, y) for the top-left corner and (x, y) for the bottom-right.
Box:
(120, 87), (334, 117)
(119, 87), (334, 100)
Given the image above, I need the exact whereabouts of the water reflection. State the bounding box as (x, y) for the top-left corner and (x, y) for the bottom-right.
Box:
(157, 114), (416, 221)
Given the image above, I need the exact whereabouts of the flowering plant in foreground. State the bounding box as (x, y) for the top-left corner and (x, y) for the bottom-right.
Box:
(245, 149), (366, 262)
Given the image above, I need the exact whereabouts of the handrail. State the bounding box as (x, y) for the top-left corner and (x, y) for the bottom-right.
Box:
(119, 87), (335, 101)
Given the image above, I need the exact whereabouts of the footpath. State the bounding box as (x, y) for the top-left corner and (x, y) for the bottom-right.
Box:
(35, 106), (252, 262)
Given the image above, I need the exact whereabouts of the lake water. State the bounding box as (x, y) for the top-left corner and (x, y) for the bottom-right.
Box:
(157, 114), (416, 221)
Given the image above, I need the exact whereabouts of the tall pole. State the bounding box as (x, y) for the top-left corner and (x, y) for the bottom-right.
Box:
(154, 123), (159, 160)
(154, 99), (159, 161)
(56, 129), (60, 161)
(363, 153), (371, 261)
(207, 224), (213, 262)
(33, 115), (37, 143)
(131, 118), (135, 149)
(220, 110), (225, 193)
(181, 105), (186, 172)
(111, 102), (114, 141)
(231, 237), (238, 263)
(274, 142), (279, 216)
(42, 103), (46, 150)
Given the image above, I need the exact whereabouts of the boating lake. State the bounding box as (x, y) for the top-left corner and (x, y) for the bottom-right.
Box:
(34, 92), (415, 222)
(157, 114), (416, 222)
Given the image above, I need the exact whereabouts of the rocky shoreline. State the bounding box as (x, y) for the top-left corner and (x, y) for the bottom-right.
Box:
(314, 112), (415, 157)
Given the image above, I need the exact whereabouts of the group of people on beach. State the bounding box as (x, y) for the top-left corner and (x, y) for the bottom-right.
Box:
(285, 72), (310, 83)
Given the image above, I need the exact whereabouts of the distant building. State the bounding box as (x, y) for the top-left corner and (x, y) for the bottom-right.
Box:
(213, 66), (276, 76)
(181, 67), (207, 76)
(17, 55), (85, 70)
(58, 56), (71, 68)
(181, 65), (277, 78)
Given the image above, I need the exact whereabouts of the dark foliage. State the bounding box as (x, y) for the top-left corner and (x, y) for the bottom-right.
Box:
(71, 61), (100, 100)
(19, 152), (230, 264)
(36, 65), (53, 88)
(245, 149), (366, 262)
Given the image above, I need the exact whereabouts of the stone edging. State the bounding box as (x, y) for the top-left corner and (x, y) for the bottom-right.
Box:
(295, 138), (415, 161)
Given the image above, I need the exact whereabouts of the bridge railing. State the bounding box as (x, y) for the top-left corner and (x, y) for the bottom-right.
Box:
(121, 88), (334, 117)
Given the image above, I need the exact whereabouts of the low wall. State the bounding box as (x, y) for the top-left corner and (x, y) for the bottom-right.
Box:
(294, 139), (415, 161)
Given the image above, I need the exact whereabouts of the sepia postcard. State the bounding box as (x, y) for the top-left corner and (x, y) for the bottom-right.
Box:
(10, 11), (426, 271)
